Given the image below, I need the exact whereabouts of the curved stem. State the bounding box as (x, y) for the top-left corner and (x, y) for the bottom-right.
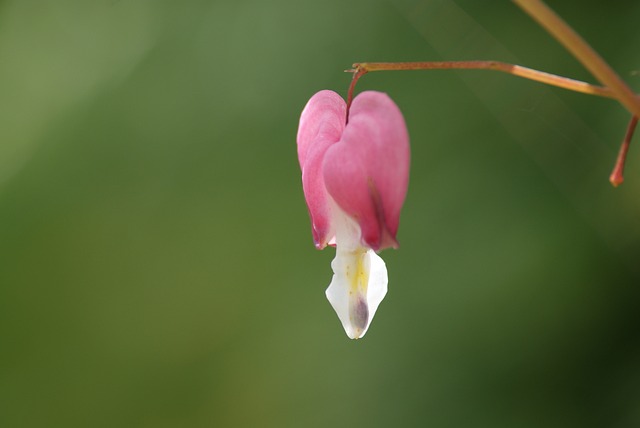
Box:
(345, 60), (614, 123)
(513, 0), (640, 117)
(351, 61), (613, 97)
(346, 67), (368, 124)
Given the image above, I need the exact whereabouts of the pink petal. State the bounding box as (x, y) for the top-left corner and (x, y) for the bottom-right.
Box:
(297, 90), (346, 249)
(322, 91), (410, 251)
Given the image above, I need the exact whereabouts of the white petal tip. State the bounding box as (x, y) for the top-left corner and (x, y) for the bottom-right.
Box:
(326, 248), (388, 339)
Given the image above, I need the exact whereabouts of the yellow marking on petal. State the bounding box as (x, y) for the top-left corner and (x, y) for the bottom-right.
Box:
(348, 249), (370, 336)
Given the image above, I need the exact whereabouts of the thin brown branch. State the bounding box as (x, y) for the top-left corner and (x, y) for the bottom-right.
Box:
(350, 61), (614, 99)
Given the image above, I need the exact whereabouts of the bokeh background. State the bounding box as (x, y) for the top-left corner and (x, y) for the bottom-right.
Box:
(1, 0), (640, 427)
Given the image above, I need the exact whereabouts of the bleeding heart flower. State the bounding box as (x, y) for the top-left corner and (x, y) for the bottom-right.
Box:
(297, 90), (410, 339)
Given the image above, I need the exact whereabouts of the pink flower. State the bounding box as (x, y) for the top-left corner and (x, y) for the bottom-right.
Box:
(297, 90), (410, 339)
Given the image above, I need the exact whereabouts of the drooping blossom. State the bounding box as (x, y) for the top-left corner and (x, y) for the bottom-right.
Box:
(296, 90), (410, 339)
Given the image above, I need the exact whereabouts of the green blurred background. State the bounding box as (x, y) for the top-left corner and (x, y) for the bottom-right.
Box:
(1, 0), (640, 427)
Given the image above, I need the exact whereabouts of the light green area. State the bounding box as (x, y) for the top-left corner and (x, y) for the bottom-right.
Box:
(1, 1), (640, 427)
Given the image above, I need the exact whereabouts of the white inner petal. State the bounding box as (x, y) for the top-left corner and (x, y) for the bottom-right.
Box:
(325, 203), (388, 339)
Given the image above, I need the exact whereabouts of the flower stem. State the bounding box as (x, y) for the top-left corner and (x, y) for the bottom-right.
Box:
(354, 61), (611, 97)
(513, 0), (640, 118)
(346, 67), (368, 124)
(609, 115), (638, 187)
(345, 60), (613, 123)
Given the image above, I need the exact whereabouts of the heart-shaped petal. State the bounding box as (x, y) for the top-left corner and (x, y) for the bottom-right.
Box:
(322, 91), (410, 251)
